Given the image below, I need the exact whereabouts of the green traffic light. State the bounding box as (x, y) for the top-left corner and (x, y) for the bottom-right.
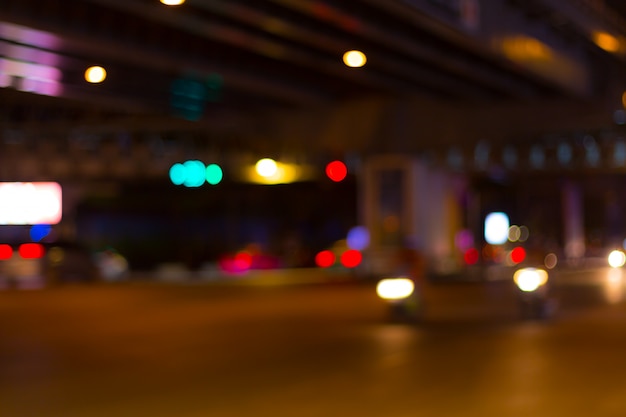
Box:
(183, 160), (205, 187)
(170, 161), (222, 186)
(206, 164), (223, 185)
(169, 163), (186, 185)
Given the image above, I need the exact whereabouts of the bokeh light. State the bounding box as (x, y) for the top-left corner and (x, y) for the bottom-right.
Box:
(464, 248), (479, 265)
(205, 164), (223, 185)
(85, 66), (106, 83)
(256, 158), (278, 178)
(455, 229), (474, 251)
(326, 160), (348, 182)
(346, 226), (370, 251)
(593, 31), (620, 53)
(343, 50), (366, 67)
(376, 278), (414, 300)
(508, 225), (521, 242)
(0, 244), (13, 260)
(544, 253), (558, 269)
(510, 247), (526, 264)
(340, 249), (362, 268)
(169, 163), (186, 185)
(30, 224), (51, 242)
(484, 212), (509, 245)
(234, 251), (253, 271)
(514, 268), (548, 292)
(160, 0), (185, 5)
(19, 243), (45, 259)
(48, 246), (65, 264)
(315, 250), (335, 268)
(170, 161), (223, 186)
(220, 251), (254, 274)
(246, 160), (309, 184)
(608, 250), (626, 268)
(183, 160), (206, 187)
(519, 225), (530, 242)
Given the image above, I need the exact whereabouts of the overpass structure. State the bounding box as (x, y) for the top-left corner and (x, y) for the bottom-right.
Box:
(2, 1), (626, 163)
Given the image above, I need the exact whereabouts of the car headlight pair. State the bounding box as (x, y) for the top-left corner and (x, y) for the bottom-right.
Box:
(514, 268), (548, 292)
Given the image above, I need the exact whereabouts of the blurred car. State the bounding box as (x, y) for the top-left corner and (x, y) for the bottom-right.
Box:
(513, 266), (557, 319)
(0, 240), (107, 289)
(43, 241), (103, 284)
(218, 245), (282, 274)
(376, 276), (423, 322)
(0, 242), (47, 289)
(94, 248), (129, 281)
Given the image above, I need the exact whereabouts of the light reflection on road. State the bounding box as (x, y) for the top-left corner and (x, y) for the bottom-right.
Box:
(605, 268), (625, 304)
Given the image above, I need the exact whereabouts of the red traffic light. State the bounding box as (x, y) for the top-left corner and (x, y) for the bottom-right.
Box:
(325, 160), (347, 182)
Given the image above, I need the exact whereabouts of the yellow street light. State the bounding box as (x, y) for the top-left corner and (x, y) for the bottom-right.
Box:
(84, 66), (106, 83)
(343, 50), (366, 68)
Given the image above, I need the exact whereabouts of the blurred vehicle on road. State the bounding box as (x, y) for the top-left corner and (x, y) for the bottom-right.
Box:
(43, 241), (103, 285)
(218, 245), (282, 274)
(375, 241), (427, 322)
(0, 240), (128, 289)
(376, 276), (422, 322)
(513, 266), (557, 319)
(0, 243), (46, 289)
(95, 248), (129, 281)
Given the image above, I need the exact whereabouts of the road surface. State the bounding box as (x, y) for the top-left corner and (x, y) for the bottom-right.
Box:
(2, 268), (626, 416)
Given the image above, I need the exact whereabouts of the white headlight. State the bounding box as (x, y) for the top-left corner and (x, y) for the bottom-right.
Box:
(376, 278), (415, 300)
(608, 250), (626, 268)
(514, 268), (548, 292)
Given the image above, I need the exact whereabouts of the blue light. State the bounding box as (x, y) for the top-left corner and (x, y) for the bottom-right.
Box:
(347, 226), (370, 250)
(30, 224), (51, 242)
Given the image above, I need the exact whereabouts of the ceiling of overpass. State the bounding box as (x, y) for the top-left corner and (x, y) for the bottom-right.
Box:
(3, 0), (626, 175)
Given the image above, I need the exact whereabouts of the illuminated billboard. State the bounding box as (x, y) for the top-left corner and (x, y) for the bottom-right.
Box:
(0, 182), (62, 225)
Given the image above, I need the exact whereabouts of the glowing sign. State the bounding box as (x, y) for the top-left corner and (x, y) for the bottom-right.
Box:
(0, 182), (62, 225)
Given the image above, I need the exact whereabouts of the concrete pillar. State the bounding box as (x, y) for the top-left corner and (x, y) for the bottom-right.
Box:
(360, 155), (465, 275)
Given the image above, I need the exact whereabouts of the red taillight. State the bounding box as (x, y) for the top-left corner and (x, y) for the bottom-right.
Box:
(315, 250), (335, 268)
(340, 249), (362, 268)
(0, 244), (13, 260)
(19, 243), (45, 259)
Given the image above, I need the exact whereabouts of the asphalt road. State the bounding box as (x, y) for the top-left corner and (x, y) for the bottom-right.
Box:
(2, 268), (626, 417)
